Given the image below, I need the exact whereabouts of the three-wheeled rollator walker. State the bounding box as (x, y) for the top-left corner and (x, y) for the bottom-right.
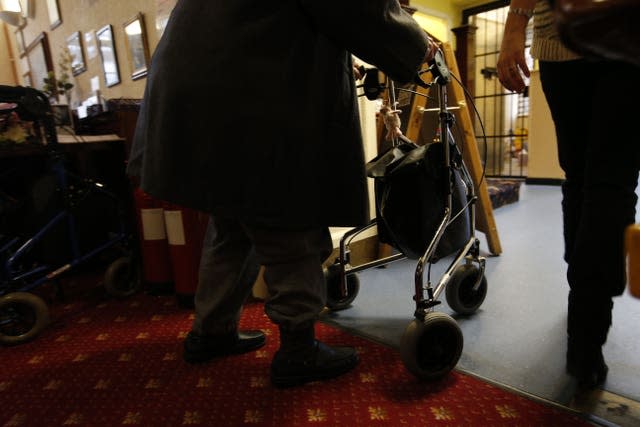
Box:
(323, 50), (488, 380)
(0, 85), (140, 345)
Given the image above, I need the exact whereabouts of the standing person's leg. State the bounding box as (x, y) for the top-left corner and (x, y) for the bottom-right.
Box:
(183, 215), (265, 363)
(565, 60), (640, 387)
(539, 60), (590, 265)
(243, 224), (359, 387)
(539, 59), (598, 386)
(542, 59), (640, 388)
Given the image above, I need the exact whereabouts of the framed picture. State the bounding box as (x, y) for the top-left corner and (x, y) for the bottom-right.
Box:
(46, 0), (61, 30)
(22, 71), (32, 87)
(19, 0), (35, 19)
(84, 30), (98, 60)
(14, 28), (26, 57)
(123, 13), (150, 80)
(66, 31), (86, 76)
(25, 32), (53, 92)
(96, 25), (121, 87)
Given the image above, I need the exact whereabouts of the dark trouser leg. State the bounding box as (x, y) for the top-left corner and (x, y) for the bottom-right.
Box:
(241, 224), (358, 387)
(241, 225), (333, 334)
(192, 215), (260, 335)
(541, 60), (640, 386)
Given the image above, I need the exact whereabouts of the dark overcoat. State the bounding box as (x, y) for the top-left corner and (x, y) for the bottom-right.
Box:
(128, 0), (428, 229)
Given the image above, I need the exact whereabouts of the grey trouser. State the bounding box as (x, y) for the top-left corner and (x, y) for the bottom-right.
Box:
(191, 214), (333, 335)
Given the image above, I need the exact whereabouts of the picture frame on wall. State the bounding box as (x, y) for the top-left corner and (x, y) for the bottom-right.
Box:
(66, 31), (86, 76)
(22, 71), (32, 87)
(96, 24), (121, 88)
(25, 32), (53, 92)
(46, 0), (62, 30)
(14, 28), (26, 57)
(123, 13), (150, 80)
(19, 0), (35, 19)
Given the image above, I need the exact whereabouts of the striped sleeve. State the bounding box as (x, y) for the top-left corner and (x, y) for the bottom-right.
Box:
(530, 0), (582, 61)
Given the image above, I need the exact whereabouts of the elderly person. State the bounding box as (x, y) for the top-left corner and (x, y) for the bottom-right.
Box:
(128, 0), (436, 387)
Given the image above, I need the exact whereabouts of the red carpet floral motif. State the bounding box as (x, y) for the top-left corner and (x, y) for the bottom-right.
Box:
(1, 288), (592, 426)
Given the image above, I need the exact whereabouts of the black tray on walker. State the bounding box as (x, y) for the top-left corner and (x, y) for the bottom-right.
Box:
(0, 86), (140, 345)
(323, 51), (488, 381)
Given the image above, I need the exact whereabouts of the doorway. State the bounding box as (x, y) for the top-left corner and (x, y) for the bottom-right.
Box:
(463, 1), (534, 178)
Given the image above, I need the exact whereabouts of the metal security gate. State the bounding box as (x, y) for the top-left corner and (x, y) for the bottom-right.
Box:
(462, 1), (534, 178)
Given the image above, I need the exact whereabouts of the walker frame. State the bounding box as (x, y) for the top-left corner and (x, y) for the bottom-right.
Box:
(324, 51), (488, 380)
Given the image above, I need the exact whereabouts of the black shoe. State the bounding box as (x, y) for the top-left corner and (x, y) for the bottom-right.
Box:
(270, 340), (359, 388)
(183, 330), (266, 364)
(566, 342), (608, 389)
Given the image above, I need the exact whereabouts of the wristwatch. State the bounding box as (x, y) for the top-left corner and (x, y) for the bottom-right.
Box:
(509, 7), (534, 19)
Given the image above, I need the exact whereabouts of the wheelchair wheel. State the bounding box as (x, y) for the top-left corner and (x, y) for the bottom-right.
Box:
(324, 263), (360, 311)
(104, 256), (141, 298)
(400, 312), (463, 381)
(0, 292), (50, 345)
(445, 263), (487, 315)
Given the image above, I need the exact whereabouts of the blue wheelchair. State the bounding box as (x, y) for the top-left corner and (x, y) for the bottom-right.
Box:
(0, 85), (140, 345)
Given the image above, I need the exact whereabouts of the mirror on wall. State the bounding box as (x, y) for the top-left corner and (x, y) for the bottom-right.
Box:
(96, 24), (121, 88)
(66, 31), (86, 76)
(25, 32), (53, 92)
(123, 13), (150, 80)
(46, 0), (61, 30)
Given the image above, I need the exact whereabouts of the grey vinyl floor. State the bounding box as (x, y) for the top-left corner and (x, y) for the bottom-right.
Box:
(323, 184), (640, 410)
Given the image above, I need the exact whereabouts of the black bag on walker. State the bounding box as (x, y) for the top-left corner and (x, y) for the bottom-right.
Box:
(366, 141), (471, 260)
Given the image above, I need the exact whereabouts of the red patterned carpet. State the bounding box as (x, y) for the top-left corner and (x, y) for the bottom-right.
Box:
(1, 286), (593, 426)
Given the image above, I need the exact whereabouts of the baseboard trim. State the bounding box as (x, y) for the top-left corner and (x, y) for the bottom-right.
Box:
(570, 388), (640, 427)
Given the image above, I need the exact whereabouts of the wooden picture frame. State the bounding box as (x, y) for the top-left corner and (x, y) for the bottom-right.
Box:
(19, 0), (35, 19)
(22, 71), (32, 87)
(123, 13), (150, 80)
(14, 28), (26, 57)
(66, 31), (86, 76)
(96, 24), (121, 87)
(25, 32), (53, 92)
(46, 0), (62, 30)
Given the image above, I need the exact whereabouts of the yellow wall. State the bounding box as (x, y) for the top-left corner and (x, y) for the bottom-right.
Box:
(412, 0), (488, 27)
(413, 0), (461, 25)
(0, 23), (18, 84)
(528, 70), (563, 180)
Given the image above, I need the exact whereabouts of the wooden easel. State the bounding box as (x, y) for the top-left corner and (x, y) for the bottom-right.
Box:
(377, 42), (502, 256)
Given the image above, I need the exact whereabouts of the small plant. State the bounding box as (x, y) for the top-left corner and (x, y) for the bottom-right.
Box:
(43, 47), (75, 103)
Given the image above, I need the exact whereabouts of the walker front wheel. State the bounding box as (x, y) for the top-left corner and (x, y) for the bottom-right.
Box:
(400, 312), (463, 380)
(324, 263), (360, 311)
(445, 264), (487, 315)
(0, 292), (50, 345)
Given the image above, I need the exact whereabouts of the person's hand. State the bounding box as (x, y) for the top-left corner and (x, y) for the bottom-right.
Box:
(353, 62), (364, 80)
(424, 35), (439, 63)
(497, 27), (530, 93)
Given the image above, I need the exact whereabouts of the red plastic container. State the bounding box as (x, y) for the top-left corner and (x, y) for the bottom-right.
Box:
(163, 204), (209, 307)
(133, 188), (173, 295)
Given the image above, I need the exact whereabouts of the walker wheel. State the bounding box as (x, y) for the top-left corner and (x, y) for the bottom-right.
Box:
(400, 312), (463, 380)
(324, 263), (360, 311)
(104, 256), (141, 298)
(445, 264), (487, 315)
(0, 292), (50, 345)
